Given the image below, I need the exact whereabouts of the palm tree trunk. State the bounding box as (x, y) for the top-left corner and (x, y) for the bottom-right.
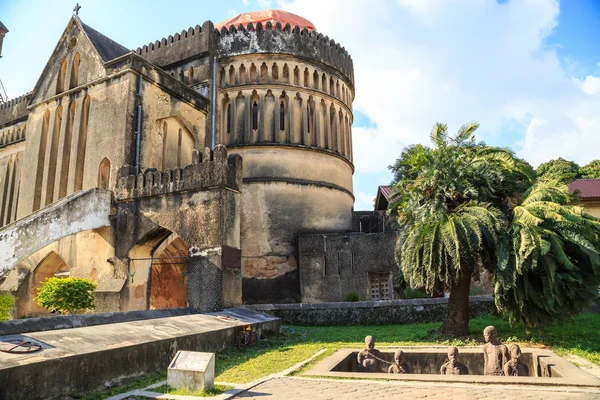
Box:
(439, 268), (472, 337)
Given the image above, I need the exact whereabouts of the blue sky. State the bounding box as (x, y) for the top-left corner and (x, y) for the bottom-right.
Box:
(1, 0), (600, 210)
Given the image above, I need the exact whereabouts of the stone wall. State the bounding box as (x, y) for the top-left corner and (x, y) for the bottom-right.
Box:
(298, 232), (399, 303)
(0, 307), (194, 336)
(247, 296), (495, 326)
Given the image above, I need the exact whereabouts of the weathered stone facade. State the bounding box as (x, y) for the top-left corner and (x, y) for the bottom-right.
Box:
(0, 11), (393, 315)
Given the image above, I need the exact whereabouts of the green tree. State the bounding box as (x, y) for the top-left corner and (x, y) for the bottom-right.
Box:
(392, 122), (600, 336)
(495, 182), (600, 327)
(0, 293), (14, 321)
(394, 122), (531, 336)
(579, 160), (600, 179)
(536, 157), (580, 183)
(35, 277), (97, 314)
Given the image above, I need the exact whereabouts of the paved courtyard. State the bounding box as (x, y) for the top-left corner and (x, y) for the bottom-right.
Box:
(233, 376), (600, 399)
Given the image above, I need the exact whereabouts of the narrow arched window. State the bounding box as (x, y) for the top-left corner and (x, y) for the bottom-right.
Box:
(69, 53), (80, 89)
(74, 95), (90, 191)
(57, 58), (67, 94)
(252, 101), (259, 130)
(177, 128), (183, 167)
(187, 67), (194, 85)
(162, 121), (168, 170)
(226, 103), (232, 133)
(98, 158), (111, 189)
(279, 102), (285, 131)
(306, 104), (311, 134)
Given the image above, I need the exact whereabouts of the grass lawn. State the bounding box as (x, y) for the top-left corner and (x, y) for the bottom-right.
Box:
(80, 313), (600, 399)
(152, 383), (233, 397)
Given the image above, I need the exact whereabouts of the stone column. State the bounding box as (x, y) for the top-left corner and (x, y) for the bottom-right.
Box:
(186, 247), (223, 312)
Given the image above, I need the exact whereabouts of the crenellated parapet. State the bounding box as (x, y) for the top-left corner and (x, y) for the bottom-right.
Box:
(134, 21), (214, 68)
(116, 144), (242, 201)
(0, 93), (31, 128)
(217, 22), (354, 86)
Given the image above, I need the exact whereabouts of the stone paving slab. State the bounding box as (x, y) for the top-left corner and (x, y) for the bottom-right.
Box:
(233, 377), (600, 399)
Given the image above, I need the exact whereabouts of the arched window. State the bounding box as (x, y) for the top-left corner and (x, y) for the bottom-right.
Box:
(283, 64), (289, 83)
(294, 66), (300, 85)
(272, 63), (279, 81)
(162, 121), (169, 170)
(59, 101), (76, 198)
(260, 63), (268, 82)
(252, 101), (259, 130)
(1, 157), (12, 226)
(250, 63), (257, 83)
(74, 95), (90, 191)
(303, 68), (309, 87)
(57, 58), (67, 94)
(313, 70), (319, 90)
(34, 110), (51, 211)
(226, 103), (232, 134)
(98, 158), (111, 189)
(229, 65), (235, 85)
(322, 74), (327, 93)
(187, 67), (194, 85)
(177, 128), (183, 167)
(239, 64), (246, 84)
(45, 105), (63, 206)
(330, 77), (335, 95)
(219, 67), (226, 87)
(306, 105), (311, 134)
(279, 102), (285, 131)
(69, 52), (80, 89)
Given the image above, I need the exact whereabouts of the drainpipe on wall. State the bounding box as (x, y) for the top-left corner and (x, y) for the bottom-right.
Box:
(211, 56), (217, 148)
(135, 74), (143, 175)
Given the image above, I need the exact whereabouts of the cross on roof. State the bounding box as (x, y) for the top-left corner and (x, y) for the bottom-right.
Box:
(73, 3), (81, 16)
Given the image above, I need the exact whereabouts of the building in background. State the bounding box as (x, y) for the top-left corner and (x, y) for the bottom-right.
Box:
(0, 10), (399, 317)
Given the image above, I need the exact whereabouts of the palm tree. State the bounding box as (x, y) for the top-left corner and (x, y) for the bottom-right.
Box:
(495, 182), (600, 327)
(394, 122), (529, 336)
(393, 122), (600, 336)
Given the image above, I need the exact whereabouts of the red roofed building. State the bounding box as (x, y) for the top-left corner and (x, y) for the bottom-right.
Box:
(569, 179), (600, 218)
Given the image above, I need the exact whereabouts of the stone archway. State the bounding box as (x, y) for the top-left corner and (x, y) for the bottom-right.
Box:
(29, 251), (70, 315)
(149, 234), (188, 309)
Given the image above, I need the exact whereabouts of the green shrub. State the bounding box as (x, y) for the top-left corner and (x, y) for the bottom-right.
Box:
(35, 277), (97, 314)
(0, 293), (15, 320)
(344, 292), (361, 302)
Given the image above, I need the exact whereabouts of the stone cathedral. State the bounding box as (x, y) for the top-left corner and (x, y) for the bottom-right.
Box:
(0, 10), (397, 318)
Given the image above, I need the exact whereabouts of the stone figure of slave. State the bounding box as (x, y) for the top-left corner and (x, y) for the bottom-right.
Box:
(440, 346), (468, 375)
(503, 344), (529, 376)
(483, 326), (509, 376)
(388, 349), (409, 374)
(357, 335), (384, 372)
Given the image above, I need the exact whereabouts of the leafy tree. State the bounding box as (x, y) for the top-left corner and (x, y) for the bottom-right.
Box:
(495, 182), (600, 327)
(0, 293), (14, 321)
(392, 122), (600, 336)
(536, 157), (580, 183)
(579, 160), (600, 179)
(35, 277), (97, 314)
(394, 122), (531, 336)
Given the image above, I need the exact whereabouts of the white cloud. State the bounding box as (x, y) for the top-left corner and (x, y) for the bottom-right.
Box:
(580, 75), (600, 95)
(242, 0), (250, 5)
(279, 0), (600, 186)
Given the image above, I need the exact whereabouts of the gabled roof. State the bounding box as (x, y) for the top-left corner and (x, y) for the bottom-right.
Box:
(79, 19), (129, 63)
(0, 21), (8, 34)
(569, 179), (600, 200)
(375, 185), (393, 211)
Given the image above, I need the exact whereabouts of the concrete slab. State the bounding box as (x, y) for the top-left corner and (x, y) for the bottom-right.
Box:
(0, 307), (280, 400)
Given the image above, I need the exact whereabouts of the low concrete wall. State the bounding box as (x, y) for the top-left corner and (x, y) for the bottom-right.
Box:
(0, 307), (194, 335)
(0, 308), (280, 400)
(246, 296), (495, 326)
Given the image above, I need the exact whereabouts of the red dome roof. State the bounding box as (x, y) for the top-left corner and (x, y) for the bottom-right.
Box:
(215, 10), (316, 32)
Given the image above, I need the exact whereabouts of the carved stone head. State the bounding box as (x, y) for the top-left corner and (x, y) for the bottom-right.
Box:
(509, 344), (521, 363)
(447, 346), (459, 365)
(364, 335), (374, 351)
(394, 349), (404, 365)
(483, 326), (497, 343)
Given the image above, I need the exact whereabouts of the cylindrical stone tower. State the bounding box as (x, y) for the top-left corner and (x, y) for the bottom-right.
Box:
(216, 10), (354, 302)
